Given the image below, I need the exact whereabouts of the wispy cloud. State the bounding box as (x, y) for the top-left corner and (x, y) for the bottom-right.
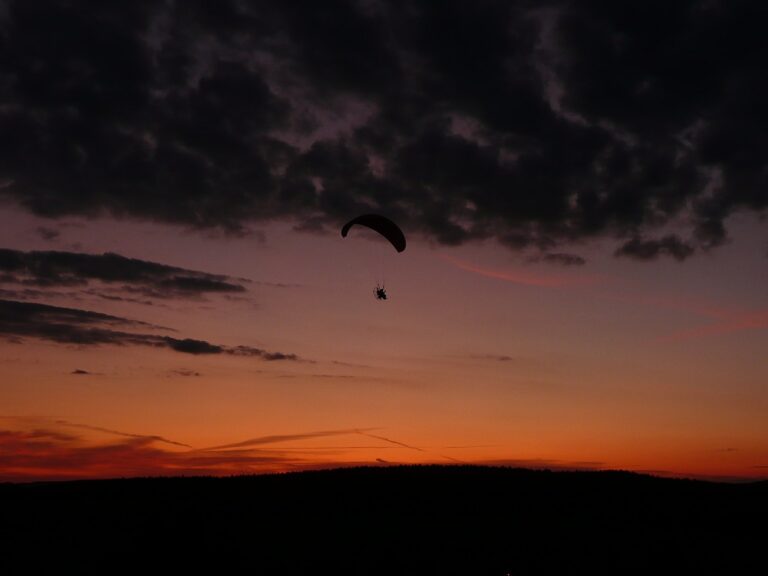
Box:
(0, 299), (302, 360)
(0, 248), (246, 300)
(169, 369), (202, 377)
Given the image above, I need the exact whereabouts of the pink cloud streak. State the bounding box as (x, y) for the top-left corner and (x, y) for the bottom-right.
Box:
(590, 288), (768, 342)
(657, 308), (768, 342)
(440, 254), (599, 288)
(441, 254), (765, 342)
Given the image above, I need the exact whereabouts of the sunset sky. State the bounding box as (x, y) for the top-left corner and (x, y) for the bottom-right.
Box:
(1, 0), (767, 482)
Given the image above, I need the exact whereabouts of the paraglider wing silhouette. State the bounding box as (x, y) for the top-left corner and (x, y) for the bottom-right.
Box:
(341, 214), (406, 252)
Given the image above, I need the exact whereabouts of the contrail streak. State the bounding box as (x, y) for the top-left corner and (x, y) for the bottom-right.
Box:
(356, 430), (465, 463)
(203, 428), (379, 451)
(55, 420), (192, 448)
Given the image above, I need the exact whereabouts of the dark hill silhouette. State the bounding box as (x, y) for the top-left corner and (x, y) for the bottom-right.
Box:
(2, 465), (766, 574)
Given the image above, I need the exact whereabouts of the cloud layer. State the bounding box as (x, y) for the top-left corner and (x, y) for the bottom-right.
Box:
(0, 428), (346, 481)
(0, 425), (384, 481)
(0, 1), (765, 257)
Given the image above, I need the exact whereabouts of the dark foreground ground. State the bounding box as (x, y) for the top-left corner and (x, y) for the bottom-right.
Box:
(2, 465), (767, 574)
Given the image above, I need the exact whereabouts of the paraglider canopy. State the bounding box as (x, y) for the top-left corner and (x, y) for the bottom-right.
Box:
(341, 214), (406, 253)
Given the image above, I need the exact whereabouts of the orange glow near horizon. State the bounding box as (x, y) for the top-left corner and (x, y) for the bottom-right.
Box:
(1, 211), (767, 483)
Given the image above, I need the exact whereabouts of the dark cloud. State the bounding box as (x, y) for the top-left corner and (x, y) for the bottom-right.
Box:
(166, 338), (222, 355)
(0, 286), (78, 301)
(36, 226), (60, 241)
(228, 346), (301, 362)
(0, 298), (157, 332)
(0, 248), (245, 298)
(0, 299), (301, 360)
(615, 235), (695, 261)
(70, 369), (91, 375)
(0, 1), (766, 259)
(469, 354), (516, 362)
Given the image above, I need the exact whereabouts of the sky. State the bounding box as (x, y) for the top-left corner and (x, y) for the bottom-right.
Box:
(1, 0), (767, 482)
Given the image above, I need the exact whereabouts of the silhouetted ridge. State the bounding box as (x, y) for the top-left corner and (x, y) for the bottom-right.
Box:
(1, 465), (765, 574)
